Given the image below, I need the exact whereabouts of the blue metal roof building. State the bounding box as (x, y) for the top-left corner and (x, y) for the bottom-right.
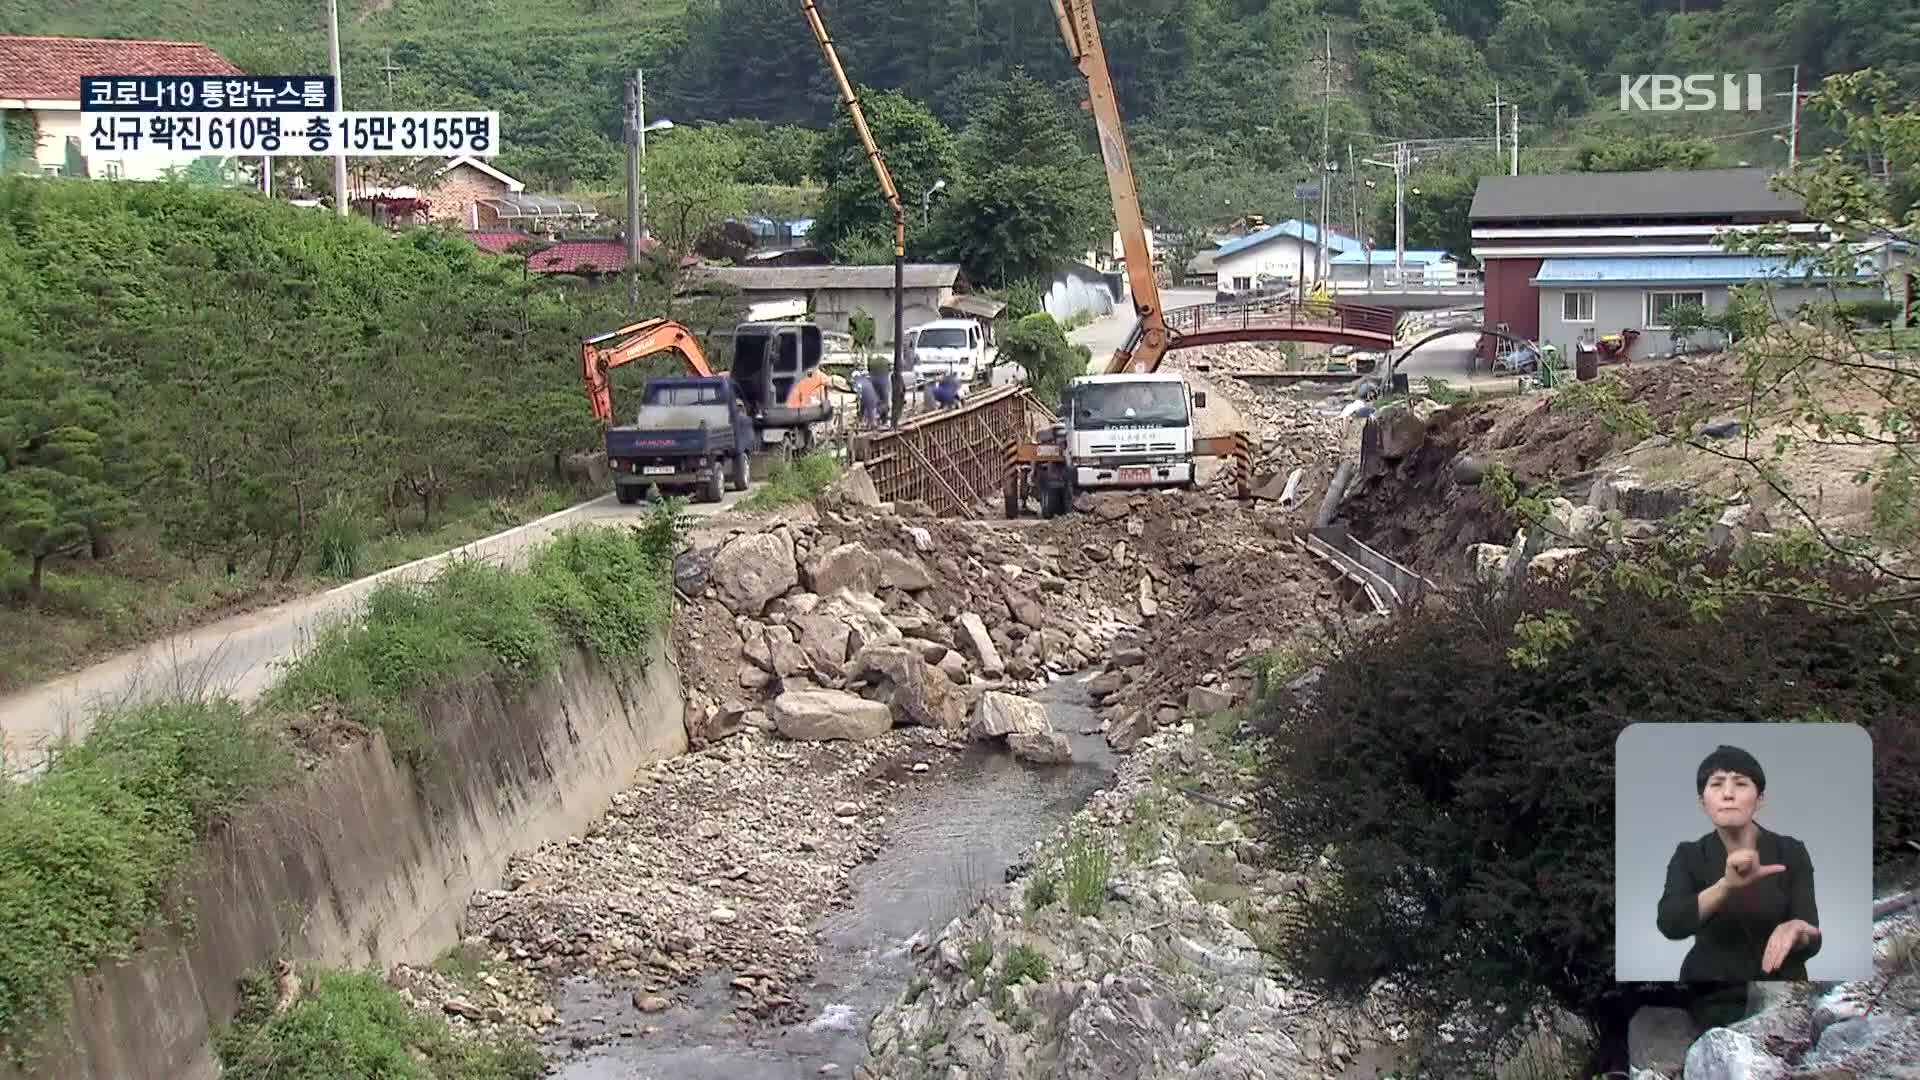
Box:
(1531, 255), (1877, 287)
(1330, 248), (1454, 266)
(1215, 219), (1362, 259)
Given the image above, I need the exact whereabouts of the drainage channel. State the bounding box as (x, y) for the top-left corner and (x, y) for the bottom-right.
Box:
(548, 674), (1116, 1079)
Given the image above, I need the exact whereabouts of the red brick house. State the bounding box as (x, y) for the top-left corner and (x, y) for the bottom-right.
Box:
(0, 34), (243, 179)
(465, 230), (702, 276)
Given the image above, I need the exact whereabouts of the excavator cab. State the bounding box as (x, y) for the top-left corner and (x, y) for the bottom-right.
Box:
(731, 322), (831, 435)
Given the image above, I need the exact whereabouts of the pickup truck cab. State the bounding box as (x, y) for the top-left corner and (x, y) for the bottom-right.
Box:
(907, 318), (990, 385)
(606, 376), (754, 504)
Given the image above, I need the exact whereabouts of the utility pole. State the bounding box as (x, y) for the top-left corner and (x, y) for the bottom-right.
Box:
(637, 69), (652, 238)
(1317, 26), (1332, 285)
(1510, 106), (1519, 176)
(1394, 143), (1406, 286)
(1774, 65), (1812, 168)
(325, 0), (347, 218)
(1487, 84), (1503, 162)
(380, 47), (400, 104)
(624, 72), (641, 315)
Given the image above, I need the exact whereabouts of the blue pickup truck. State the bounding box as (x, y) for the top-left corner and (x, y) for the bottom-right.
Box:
(606, 376), (755, 504)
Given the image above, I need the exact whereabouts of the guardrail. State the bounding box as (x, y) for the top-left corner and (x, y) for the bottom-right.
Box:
(1301, 524), (1435, 614)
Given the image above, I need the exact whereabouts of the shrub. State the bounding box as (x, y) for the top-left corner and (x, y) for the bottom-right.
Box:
(1246, 555), (1917, 1071)
(738, 453), (841, 511)
(999, 313), (1091, 405)
(215, 966), (542, 1080)
(0, 701), (289, 1062)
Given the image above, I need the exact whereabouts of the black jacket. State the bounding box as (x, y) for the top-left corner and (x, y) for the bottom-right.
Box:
(1655, 824), (1821, 982)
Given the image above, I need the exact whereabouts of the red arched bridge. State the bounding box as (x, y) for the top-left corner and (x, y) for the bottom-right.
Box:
(1122, 294), (1401, 356)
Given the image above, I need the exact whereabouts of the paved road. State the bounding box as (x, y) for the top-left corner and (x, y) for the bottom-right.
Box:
(1067, 288), (1216, 368)
(0, 488), (753, 769)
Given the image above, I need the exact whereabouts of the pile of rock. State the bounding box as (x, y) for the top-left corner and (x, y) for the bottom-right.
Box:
(1468, 467), (1775, 584)
(858, 711), (1408, 1080)
(674, 479), (1132, 748)
(1625, 896), (1920, 1078)
(463, 726), (966, 1028)
(387, 955), (555, 1041)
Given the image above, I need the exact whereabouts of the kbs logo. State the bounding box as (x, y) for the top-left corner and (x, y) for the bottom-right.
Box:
(1618, 74), (1766, 112)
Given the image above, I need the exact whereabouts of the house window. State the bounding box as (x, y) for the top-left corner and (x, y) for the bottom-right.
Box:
(1233, 276), (1252, 291)
(1562, 291), (1595, 322)
(1646, 290), (1707, 327)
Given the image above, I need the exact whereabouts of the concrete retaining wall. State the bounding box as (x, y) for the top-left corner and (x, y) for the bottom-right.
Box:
(5, 641), (686, 1080)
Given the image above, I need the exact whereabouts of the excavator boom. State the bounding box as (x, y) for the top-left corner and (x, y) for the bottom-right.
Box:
(1051, 0), (1167, 374)
(581, 319), (713, 424)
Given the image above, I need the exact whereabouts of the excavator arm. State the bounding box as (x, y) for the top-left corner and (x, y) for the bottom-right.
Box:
(581, 319), (713, 425)
(1051, 0), (1167, 375)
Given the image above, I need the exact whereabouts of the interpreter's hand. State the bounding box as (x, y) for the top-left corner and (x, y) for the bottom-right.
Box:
(1762, 918), (1818, 973)
(1721, 847), (1787, 889)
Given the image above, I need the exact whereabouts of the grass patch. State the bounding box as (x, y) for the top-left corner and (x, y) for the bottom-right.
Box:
(0, 701), (291, 1063)
(0, 487), (581, 696)
(1122, 789), (1166, 861)
(1001, 944), (1050, 984)
(0, 509), (685, 1061)
(963, 939), (993, 981)
(1024, 870), (1058, 913)
(265, 519), (681, 769)
(1062, 830), (1112, 917)
(737, 453), (842, 512)
(215, 965), (543, 1080)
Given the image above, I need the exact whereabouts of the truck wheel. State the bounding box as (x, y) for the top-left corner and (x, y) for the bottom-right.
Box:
(702, 466), (725, 504)
(728, 453), (750, 492)
(615, 485), (641, 505)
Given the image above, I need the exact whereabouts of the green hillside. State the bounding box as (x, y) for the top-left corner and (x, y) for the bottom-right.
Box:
(2, 0), (1914, 223)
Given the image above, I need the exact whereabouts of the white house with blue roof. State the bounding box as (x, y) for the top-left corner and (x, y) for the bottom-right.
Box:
(1470, 167), (1891, 362)
(1211, 219), (1362, 295)
(1328, 248), (1459, 289)
(1531, 254), (1880, 356)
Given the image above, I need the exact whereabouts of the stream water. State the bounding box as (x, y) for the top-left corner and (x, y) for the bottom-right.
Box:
(548, 674), (1116, 1079)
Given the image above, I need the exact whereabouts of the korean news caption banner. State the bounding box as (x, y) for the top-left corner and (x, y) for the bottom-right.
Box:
(82, 75), (499, 157)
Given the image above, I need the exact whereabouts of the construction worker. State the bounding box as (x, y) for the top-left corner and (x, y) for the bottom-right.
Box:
(930, 371), (963, 410)
(852, 369), (882, 427)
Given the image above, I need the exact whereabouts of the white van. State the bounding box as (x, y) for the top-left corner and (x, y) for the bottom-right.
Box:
(908, 318), (990, 384)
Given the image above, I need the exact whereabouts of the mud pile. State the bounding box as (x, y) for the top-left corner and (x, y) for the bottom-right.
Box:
(1023, 490), (1340, 745)
(1343, 363), (1745, 576)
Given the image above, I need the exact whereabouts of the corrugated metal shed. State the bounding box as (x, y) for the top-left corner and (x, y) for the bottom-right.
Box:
(1530, 254), (1877, 286)
(1215, 219), (1362, 259)
(1470, 168), (1803, 222)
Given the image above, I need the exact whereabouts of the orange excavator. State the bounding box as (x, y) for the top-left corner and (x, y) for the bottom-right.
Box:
(581, 317), (833, 443)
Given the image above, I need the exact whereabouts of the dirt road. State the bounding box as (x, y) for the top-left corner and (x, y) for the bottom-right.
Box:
(0, 489), (754, 772)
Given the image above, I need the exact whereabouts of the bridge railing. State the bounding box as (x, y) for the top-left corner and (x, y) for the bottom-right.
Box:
(1167, 295), (1400, 339)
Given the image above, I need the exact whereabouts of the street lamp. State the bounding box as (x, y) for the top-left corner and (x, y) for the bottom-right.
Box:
(922, 178), (946, 226)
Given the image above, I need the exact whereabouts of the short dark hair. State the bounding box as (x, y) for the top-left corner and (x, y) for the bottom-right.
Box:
(1696, 744), (1766, 794)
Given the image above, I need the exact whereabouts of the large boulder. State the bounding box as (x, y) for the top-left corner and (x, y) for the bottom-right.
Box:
(823, 462), (883, 508)
(790, 613), (854, 674)
(742, 623), (809, 677)
(1589, 467), (1694, 520)
(710, 531), (799, 616)
(1003, 586), (1047, 630)
(877, 549), (933, 592)
(804, 542), (883, 596)
(956, 612), (1005, 676)
(770, 689), (894, 742)
(849, 644), (967, 729)
(1008, 730), (1072, 764)
(816, 590), (903, 653)
(970, 691), (1052, 739)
